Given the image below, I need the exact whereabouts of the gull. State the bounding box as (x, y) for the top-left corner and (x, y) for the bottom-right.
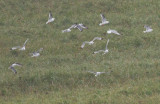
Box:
(93, 39), (109, 55)
(99, 14), (109, 26)
(143, 25), (153, 33)
(81, 37), (102, 48)
(8, 63), (22, 74)
(11, 39), (29, 51)
(88, 71), (113, 77)
(107, 29), (121, 35)
(62, 24), (76, 33)
(46, 11), (55, 24)
(74, 23), (88, 32)
(88, 71), (106, 77)
(30, 48), (43, 57)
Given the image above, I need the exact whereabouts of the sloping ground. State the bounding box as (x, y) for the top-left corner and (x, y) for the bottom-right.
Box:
(0, 0), (160, 103)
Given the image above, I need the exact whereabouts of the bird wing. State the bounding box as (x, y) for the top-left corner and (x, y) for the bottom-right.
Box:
(14, 63), (22, 67)
(62, 29), (70, 33)
(99, 72), (106, 74)
(81, 41), (89, 48)
(11, 46), (21, 50)
(69, 24), (77, 29)
(23, 38), (29, 46)
(112, 30), (120, 35)
(92, 37), (102, 41)
(94, 50), (104, 54)
(100, 14), (106, 22)
(144, 25), (151, 30)
(144, 25), (149, 29)
(10, 67), (17, 74)
(81, 42), (86, 48)
(49, 11), (53, 20)
(76, 25), (83, 32)
(79, 23), (88, 29)
(105, 39), (109, 50)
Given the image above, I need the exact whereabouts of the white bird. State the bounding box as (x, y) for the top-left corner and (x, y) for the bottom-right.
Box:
(107, 29), (121, 35)
(46, 11), (55, 24)
(143, 25), (153, 33)
(62, 24), (76, 33)
(88, 71), (106, 77)
(93, 39), (109, 55)
(8, 63), (22, 74)
(74, 23), (88, 32)
(99, 14), (109, 26)
(11, 39), (29, 51)
(30, 48), (43, 57)
(81, 37), (102, 48)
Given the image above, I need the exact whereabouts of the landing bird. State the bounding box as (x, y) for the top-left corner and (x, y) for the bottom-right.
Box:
(93, 39), (109, 55)
(99, 14), (109, 26)
(74, 23), (88, 32)
(143, 25), (153, 33)
(62, 24), (76, 33)
(88, 71), (106, 77)
(8, 63), (22, 74)
(30, 48), (43, 57)
(107, 29), (121, 35)
(46, 11), (55, 24)
(81, 37), (102, 48)
(11, 39), (29, 51)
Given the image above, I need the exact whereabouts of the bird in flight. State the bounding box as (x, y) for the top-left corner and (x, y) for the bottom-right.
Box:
(62, 24), (77, 33)
(8, 63), (22, 74)
(81, 37), (102, 48)
(107, 29), (121, 35)
(99, 14), (109, 26)
(88, 71), (106, 77)
(143, 25), (153, 33)
(11, 39), (29, 51)
(74, 23), (88, 32)
(30, 48), (43, 57)
(46, 11), (55, 24)
(93, 39), (109, 55)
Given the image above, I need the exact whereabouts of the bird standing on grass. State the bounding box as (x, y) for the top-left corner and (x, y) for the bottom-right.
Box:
(8, 63), (22, 74)
(46, 11), (55, 24)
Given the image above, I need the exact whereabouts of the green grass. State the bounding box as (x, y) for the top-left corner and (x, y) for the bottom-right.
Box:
(0, 0), (160, 103)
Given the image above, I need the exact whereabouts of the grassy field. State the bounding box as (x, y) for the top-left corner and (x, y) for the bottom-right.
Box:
(0, 0), (160, 103)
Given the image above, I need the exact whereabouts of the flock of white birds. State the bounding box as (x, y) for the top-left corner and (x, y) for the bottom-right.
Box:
(8, 12), (153, 76)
